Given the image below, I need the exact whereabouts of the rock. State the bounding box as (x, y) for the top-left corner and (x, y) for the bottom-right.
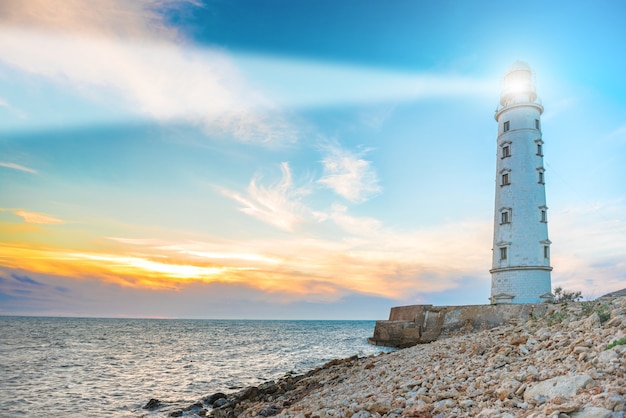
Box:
(143, 398), (162, 410)
(401, 403), (433, 417)
(596, 349), (619, 366)
(259, 381), (280, 394)
(570, 406), (613, 418)
(510, 335), (529, 345)
(496, 378), (521, 400)
(237, 386), (261, 402)
(583, 313), (601, 329)
(169, 410), (183, 417)
(524, 374), (594, 403)
(435, 388), (459, 400)
(258, 405), (282, 416)
(366, 400), (391, 414)
(213, 398), (229, 408)
(604, 315), (623, 327)
(433, 399), (455, 411)
(459, 399), (475, 408)
(204, 392), (227, 406)
(184, 402), (204, 411)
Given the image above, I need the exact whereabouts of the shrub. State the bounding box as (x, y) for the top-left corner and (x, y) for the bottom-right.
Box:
(606, 337), (626, 350)
(547, 310), (567, 326)
(553, 287), (582, 303)
(596, 303), (611, 324)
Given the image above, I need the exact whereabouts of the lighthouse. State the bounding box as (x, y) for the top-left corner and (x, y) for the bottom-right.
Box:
(490, 61), (553, 304)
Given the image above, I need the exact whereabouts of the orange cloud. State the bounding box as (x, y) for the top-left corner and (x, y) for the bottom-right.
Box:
(13, 210), (64, 224)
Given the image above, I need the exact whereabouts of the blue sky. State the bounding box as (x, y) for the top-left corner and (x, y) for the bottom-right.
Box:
(0, 0), (624, 319)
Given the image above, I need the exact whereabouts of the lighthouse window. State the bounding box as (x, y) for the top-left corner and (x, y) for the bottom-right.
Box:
(501, 211), (509, 224)
(500, 247), (508, 260)
(541, 209), (547, 223)
(544, 245), (550, 259)
(537, 143), (543, 156)
(538, 170), (545, 184)
(503, 121), (510, 132)
(502, 145), (510, 158)
(535, 119), (540, 130)
(501, 173), (510, 186)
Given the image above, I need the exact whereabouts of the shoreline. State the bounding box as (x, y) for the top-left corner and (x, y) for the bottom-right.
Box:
(143, 296), (626, 418)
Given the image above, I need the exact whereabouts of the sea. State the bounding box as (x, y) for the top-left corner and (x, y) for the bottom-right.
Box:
(0, 317), (394, 417)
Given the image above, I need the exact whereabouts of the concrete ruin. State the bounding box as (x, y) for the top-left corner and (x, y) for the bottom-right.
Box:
(368, 303), (553, 348)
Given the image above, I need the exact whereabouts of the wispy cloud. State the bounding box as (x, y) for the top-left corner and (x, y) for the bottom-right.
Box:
(1, 197), (624, 308)
(0, 0), (193, 40)
(0, 97), (28, 120)
(318, 142), (381, 203)
(222, 162), (312, 231)
(0, 1), (493, 144)
(0, 27), (297, 144)
(327, 204), (381, 236)
(0, 161), (37, 174)
(0, 2), (297, 144)
(550, 199), (626, 296)
(13, 210), (63, 224)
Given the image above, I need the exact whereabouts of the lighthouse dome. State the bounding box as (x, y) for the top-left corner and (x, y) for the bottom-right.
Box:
(507, 60), (532, 72)
(500, 61), (537, 106)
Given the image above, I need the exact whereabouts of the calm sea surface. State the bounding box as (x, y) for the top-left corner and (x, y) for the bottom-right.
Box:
(0, 317), (392, 417)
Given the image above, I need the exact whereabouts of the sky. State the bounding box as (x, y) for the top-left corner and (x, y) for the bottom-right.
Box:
(0, 0), (625, 319)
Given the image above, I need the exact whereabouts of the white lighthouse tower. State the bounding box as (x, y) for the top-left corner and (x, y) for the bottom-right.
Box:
(490, 61), (553, 304)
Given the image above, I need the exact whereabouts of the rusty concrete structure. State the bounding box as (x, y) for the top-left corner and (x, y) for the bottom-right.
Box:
(368, 303), (552, 348)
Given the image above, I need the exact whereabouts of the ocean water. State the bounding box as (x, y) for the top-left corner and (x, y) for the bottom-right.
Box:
(0, 317), (393, 417)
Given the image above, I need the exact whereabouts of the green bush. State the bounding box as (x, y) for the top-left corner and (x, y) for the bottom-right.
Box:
(606, 337), (626, 350)
(597, 304), (611, 324)
(547, 310), (567, 326)
(553, 286), (582, 303)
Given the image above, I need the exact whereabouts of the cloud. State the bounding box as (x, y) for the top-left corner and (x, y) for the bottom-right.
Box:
(0, 97), (28, 120)
(222, 162), (312, 231)
(11, 273), (44, 286)
(0, 4), (298, 144)
(327, 204), (381, 236)
(550, 199), (626, 297)
(318, 142), (381, 203)
(1, 197), (624, 313)
(0, 268), (73, 314)
(0, 0), (193, 40)
(13, 210), (63, 224)
(0, 162), (37, 174)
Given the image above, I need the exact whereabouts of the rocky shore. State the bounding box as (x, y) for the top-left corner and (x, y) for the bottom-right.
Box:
(142, 296), (626, 418)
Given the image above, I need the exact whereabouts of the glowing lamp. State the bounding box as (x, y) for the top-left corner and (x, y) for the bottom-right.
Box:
(500, 60), (537, 106)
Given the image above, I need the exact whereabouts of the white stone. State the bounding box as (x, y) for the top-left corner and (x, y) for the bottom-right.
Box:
(523, 374), (593, 402)
(570, 407), (613, 418)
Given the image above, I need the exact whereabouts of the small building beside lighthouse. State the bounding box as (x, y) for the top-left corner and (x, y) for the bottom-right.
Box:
(490, 61), (553, 304)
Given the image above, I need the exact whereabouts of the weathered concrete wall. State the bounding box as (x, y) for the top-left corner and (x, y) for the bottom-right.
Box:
(369, 303), (552, 348)
(388, 305), (432, 321)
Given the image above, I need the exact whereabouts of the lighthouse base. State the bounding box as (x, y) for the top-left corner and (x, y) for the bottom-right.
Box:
(490, 266), (553, 304)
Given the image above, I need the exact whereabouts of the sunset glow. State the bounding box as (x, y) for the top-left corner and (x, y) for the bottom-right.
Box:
(1, 0), (624, 319)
